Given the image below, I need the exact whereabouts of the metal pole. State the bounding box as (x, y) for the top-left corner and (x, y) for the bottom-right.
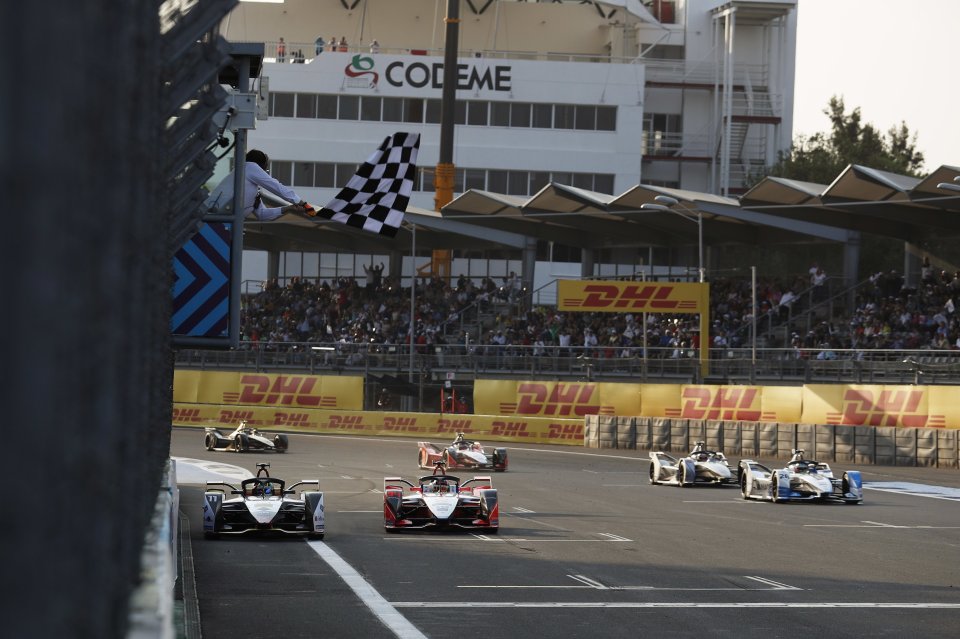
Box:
(751, 265), (757, 371)
(434, 0), (460, 212)
(229, 56), (250, 348)
(409, 223), (416, 390)
(697, 211), (704, 282)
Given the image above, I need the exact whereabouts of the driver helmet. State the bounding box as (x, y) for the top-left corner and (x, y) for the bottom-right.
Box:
(698, 453), (708, 462)
(263, 482), (272, 495)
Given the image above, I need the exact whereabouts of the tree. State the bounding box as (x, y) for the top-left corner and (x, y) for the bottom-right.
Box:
(765, 96), (925, 182)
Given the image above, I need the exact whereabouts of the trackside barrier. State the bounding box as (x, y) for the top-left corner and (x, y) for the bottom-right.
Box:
(583, 416), (960, 468)
(172, 403), (583, 446)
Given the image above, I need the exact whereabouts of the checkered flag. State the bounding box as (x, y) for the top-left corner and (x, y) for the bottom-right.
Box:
(314, 132), (420, 238)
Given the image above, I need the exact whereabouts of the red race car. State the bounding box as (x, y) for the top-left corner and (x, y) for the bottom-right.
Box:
(417, 432), (508, 472)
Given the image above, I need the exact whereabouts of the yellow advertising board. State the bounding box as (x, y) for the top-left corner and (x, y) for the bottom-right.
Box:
(172, 370), (363, 410)
(172, 403), (584, 445)
(802, 384), (953, 428)
(473, 380), (641, 417)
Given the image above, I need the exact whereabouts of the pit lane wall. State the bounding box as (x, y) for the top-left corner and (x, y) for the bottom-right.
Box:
(172, 371), (583, 444)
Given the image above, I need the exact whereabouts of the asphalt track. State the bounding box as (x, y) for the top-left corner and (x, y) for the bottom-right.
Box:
(171, 428), (960, 639)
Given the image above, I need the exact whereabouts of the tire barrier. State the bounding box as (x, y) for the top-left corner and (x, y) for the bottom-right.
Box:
(584, 415), (960, 468)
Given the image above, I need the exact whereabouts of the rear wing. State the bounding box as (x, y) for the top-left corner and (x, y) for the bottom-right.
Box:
(384, 477), (415, 491)
(462, 476), (493, 490)
(287, 480), (320, 493)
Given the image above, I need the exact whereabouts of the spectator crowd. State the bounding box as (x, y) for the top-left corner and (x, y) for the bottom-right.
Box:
(239, 263), (960, 360)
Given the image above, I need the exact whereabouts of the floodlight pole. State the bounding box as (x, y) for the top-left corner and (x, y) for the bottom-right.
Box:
(639, 196), (704, 283)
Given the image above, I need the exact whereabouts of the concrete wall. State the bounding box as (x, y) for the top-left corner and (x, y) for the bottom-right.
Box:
(584, 416), (960, 468)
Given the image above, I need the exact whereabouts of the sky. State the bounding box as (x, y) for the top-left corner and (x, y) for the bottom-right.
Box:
(792, 0), (960, 172)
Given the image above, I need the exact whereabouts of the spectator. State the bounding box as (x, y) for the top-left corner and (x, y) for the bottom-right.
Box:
(315, 36), (325, 56)
(369, 39), (380, 54)
(277, 37), (286, 63)
(338, 36), (348, 52)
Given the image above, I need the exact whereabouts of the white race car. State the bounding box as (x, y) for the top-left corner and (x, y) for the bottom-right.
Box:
(649, 441), (736, 487)
(204, 421), (289, 453)
(738, 449), (863, 504)
(202, 463), (325, 538)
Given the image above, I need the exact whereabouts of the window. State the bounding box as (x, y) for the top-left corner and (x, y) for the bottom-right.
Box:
(339, 95), (359, 120)
(317, 95), (338, 119)
(467, 101), (488, 126)
(529, 171), (550, 193)
(360, 96), (381, 121)
(507, 171), (528, 196)
(464, 168), (486, 191)
(554, 104), (575, 129)
(511, 103), (532, 128)
(382, 97), (404, 122)
(296, 93), (317, 118)
(454, 101), (466, 125)
(594, 174), (615, 194)
(272, 92), (295, 117)
(490, 102), (510, 127)
(270, 161), (292, 185)
(293, 162), (315, 187)
(425, 99), (442, 124)
(420, 166), (434, 192)
(575, 105), (596, 130)
(532, 103), (552, 128)
(315, 163), (336, 188)
(596, 106), (617, 131)
(335, 163), (356, 184)
(404, 98), (424, 123)
(572, 173), (593, 190)
(487, 170), (507, 193)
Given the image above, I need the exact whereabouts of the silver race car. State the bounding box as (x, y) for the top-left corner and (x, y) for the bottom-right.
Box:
(739, 449), (863, 504)
(649, 441), (736, 487)
(204, 420), (289, 453)
(202, 463), (325, 538)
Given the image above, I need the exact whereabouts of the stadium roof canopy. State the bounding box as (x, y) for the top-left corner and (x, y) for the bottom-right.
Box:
(241, 163), (960, 259)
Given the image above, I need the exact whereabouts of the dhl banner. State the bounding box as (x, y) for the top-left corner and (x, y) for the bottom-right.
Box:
(172, 403), (584, 445)
(473, 380), (641, 417)
(557, 279), (708, 313)
(557, 279), (711, 376)
(802, 384), (959, 428)
(173, 370), (363, 411)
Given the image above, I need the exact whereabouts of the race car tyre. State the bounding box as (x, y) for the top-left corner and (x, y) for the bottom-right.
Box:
(274, 434), (289, 452)
(771, 475), (782, 503)
(740, 473), (749, 500)
(234, 434), (247, 452)
(419, 449), (428, 468)
(310, 532), (325, 540)
(204, 432), (217, 451)
(649, 463), (658, 485)
(677, 464), (686, 487)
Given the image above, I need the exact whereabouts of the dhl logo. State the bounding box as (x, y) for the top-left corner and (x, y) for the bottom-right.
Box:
(491, 421), (531, 437)
(675, 387), (762, 421)
(548, 423), (584, 440)
(831, 390), (935, 427)
(383, 417), (422, 432)
(226, 375), (338, 407)
(504, 383), (605, 417)
(273, 412), (311, 427)
(437, 419), (474, 434)
(218, 409), (255, 422)
(326, 415), (369, 430)
(172, 408), (203, 422)
(561, 284), (699, 312)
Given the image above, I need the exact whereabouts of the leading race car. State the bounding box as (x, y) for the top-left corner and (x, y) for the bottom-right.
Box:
(417, 432), (508, 472)
(204, 420), (289, 453)
(738, 449), (863, 504)
(383, 461), (500, 533)
(202, 463), (325, 538)
(649, 441), (736, 487)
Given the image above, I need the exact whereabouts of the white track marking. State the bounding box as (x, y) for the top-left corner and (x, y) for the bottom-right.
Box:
(864, 482), (960, 501)
(805, 521), (960, 529)
(306, 541), (426, 639)
(172, 457), (251, 483)
(568, 575), (608, 589)
(744, 576), (802, 590)
(597, 533), (632, 542)
(391, 602), (960, 609)
(512, 506), (536, 513)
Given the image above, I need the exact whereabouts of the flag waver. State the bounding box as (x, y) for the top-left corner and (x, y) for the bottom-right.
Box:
(313, 132), (420, 237)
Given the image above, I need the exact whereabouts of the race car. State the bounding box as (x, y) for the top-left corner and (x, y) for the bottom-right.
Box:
(202, 463), (325, 538)
(383, 462), (500, 533)
(649, 441), (736, 486)
(417, 432), (508, 472)
(738, 449), (863, 504)
(204, 420), (289, 453)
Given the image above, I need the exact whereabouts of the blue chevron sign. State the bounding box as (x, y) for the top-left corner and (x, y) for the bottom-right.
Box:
(172, 222), (231, 338)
